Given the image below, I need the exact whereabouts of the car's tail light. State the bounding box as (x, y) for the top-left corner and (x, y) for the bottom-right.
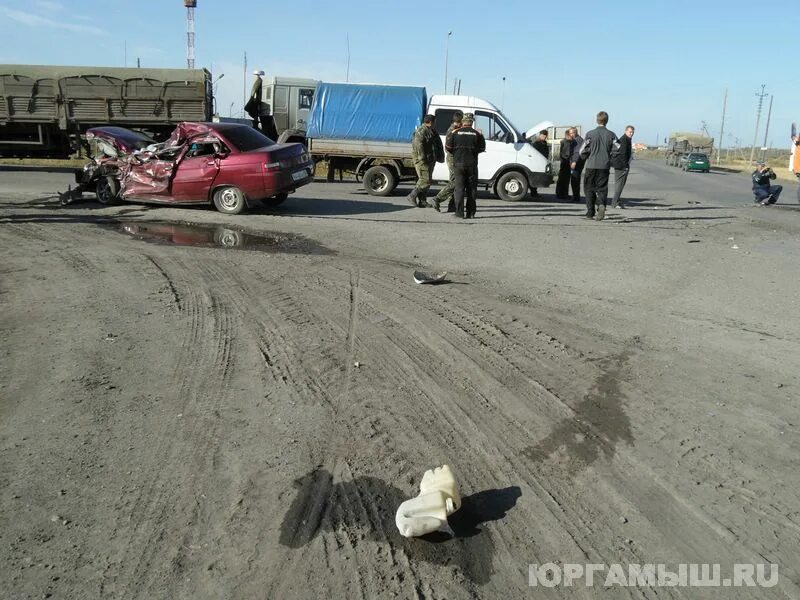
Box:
(264, 160), (281, 172)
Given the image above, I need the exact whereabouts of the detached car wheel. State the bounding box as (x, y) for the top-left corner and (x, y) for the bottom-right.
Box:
(213, 186), (247, 215)
(363, 165), (396, 196)
(96, 176), (120, 205)
(496, 171), (529, 202)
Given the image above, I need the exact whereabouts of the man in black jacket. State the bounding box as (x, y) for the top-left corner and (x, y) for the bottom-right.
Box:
(555, 129), (575, 199)
(569, 127), (584, 203)
(445, 113), (486, 219)
(579, 111), (617, 220)
(530, 129), (549, 198)
(752, 161), (782, 205)
(612, 125), (635, 208)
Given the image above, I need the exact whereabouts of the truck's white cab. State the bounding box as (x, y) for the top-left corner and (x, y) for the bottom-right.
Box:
(428, 95), (552, 201)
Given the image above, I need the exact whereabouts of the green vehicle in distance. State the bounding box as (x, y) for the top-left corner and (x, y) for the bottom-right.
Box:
(679, 152), (711, 173)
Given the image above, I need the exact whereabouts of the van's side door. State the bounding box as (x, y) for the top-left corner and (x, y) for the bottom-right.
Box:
(473, 111), (518, 182)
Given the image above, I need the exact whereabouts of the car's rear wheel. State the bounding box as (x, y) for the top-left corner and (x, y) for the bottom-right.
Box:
(213, 186), (247, 215)
(496, 170), (529, 202)
(96, 176), (120, 205)
(363, 165), (396, 196)
(262, 192), (288, 207)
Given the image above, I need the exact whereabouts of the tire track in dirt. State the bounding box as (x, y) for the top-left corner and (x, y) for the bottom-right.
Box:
(353, 269), (800, 598)
(93, 252), (238, 598)
(191, 261), (425, 599)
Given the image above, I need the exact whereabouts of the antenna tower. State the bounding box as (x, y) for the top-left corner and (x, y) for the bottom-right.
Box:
(185, 0), (197, 69)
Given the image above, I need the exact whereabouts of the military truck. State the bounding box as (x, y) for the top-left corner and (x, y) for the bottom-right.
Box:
(665, 132), (714, 167)
(0, 64), (211, 157)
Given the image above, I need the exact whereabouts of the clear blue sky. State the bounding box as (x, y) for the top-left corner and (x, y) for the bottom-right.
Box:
(1, 0), (796, 149)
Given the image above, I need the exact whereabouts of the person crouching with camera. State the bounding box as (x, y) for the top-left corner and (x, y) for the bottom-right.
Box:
(752, 161), (783, 206)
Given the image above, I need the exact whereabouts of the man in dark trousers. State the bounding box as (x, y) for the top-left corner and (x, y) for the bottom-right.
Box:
(752, 161), (783, 205)
(579, 112), (617, 220)
(612, 125), (635, 208)
(530, 129), (549, 198)
(245, 70), (279, 140)
(407, 114), (443, 208)
(431, 110), (463, 212)
(568, 127), (584, 203)
(555, 128), (575, 199)
(446, 112), (485, 219)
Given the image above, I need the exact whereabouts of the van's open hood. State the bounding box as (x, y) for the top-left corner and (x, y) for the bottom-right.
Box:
(525, 120), (555, 140)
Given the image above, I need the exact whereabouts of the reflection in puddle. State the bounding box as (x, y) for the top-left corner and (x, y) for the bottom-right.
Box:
(110, 221), (331, 254)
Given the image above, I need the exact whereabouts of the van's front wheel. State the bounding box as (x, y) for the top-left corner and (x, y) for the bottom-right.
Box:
(495, 171), (529, 202)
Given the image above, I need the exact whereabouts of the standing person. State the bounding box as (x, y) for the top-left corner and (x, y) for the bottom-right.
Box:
(579, 111), (618, 220)
(245, 70), (279, 140)
(530, 129), (549, 198)
(612, 125), (635, 208)
(751, 161), (782, 205)
(431, 110), (463, 212)
(569, 127), (585, 203)
(407, 115), (442, 208)
(555, 129), (575, 199)
(446, 112), (486, 219)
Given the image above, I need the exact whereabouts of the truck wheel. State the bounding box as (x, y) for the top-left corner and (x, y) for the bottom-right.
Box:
(96, 176), (120, 205)
(213, 186), (247, 215)
(262, 192), (288, 207)
(496, 171), (529, 202)
(363, 165), (396, 196)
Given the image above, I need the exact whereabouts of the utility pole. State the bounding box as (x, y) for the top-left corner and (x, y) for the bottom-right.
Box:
(761, 95), (773, 161)
(716, 88), (727, 164)
(243, 51), (247, 118)
(501, 76), (506, 110)
(124, 40), (127, 67)
(444, 31), (452, 94)
(345, 34), (351, 82)
(749, 84), (767, 166)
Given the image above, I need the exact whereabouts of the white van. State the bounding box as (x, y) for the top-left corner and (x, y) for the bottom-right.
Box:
(265, 77), (553, 201)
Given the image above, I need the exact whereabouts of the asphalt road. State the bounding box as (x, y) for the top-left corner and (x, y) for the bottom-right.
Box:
(1, 161), (799, 599)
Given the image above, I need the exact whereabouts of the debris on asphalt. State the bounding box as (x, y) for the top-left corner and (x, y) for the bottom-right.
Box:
(414, 270), (448, 285)
(395, 465), (461, 538)
(731, 245), (739, 249)
(353, 361), (361, 368)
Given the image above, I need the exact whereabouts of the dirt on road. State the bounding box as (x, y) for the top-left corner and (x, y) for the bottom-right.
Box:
(1, 162), (799, 599)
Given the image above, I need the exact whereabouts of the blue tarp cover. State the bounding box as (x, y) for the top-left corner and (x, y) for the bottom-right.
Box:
(307, 82), (426, 143)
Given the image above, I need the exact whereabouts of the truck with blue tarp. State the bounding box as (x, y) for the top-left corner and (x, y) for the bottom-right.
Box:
(296, 81), (552, 201)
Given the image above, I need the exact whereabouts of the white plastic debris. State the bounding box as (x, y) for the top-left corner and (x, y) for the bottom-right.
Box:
(395, 465), (461, 537)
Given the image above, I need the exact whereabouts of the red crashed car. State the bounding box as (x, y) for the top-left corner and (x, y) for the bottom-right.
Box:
(66, 122), (314, 214)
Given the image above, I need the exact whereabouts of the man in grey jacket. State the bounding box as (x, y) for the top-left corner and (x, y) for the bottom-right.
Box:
(579, 111), (618, 220)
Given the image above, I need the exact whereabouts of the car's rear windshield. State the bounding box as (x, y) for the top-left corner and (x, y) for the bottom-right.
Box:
(221, 126), (275, 152)
(689, 153), (708, 159)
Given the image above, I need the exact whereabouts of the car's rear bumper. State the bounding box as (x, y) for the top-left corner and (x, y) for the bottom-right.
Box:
(262, 162), (314, 198)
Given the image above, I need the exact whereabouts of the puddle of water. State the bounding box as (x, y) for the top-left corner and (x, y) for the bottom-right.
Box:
(109, 220), (331, 254)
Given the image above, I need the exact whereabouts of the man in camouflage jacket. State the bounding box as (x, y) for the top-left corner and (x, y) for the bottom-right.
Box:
(407, 114), (443, 208)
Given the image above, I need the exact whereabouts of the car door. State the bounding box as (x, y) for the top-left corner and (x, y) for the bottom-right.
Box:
(169, 137), (222, 202)
(473, 111), (518, 182)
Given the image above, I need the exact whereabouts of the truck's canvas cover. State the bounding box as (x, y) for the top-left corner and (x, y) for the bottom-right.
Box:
(307, 83), (426, 143)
